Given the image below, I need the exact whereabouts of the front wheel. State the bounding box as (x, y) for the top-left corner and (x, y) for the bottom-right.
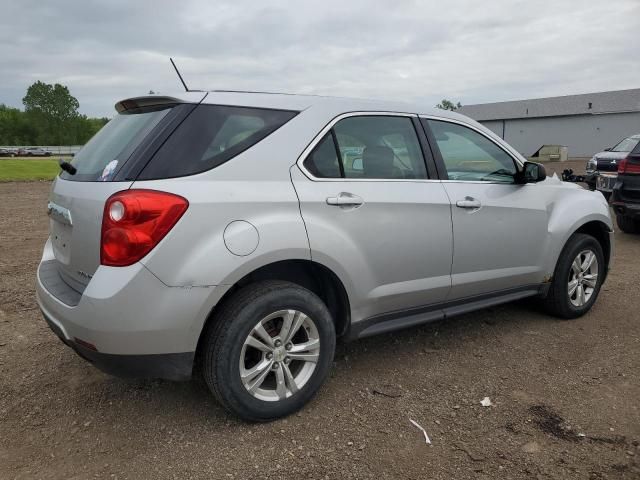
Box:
(202, 281), (336, 421)
(543, 233), (605, 319)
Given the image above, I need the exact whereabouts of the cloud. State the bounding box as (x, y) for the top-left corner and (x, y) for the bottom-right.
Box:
(0, 0), (637, 117)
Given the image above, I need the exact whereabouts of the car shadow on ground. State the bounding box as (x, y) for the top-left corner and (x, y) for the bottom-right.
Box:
(58, 299), (557, 428)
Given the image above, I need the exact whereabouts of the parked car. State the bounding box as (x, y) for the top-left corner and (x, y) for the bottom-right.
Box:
(18, 147), (52, 157)
(585, 134), (640, 198)
(610, 139), (640, 233)
(0, 147), (17, 157)
(36, 91), (613, 421)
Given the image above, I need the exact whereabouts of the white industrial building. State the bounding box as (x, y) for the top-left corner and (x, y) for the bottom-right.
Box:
(458, 88), (640, 158)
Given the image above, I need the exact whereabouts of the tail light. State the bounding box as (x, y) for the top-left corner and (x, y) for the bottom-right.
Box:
(101, 190), (188, 266)
(618, 156), (640, 175)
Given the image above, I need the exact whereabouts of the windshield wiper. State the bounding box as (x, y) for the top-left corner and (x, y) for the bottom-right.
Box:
(59, 160), (77, 175)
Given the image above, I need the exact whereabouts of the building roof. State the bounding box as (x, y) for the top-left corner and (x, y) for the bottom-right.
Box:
(458, 88), (640, 121)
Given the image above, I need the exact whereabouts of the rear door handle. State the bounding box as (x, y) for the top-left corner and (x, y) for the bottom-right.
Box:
(326, 192), (364, 207)
(456, 197), (482, 209)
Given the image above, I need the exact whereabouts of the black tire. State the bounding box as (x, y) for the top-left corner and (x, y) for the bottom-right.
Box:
(202, 280), (336, 422)
(543, 233), (605, 319)
(616, 214), (640, 234)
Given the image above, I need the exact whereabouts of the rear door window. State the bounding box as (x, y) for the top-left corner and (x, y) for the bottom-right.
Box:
(302, 115), (428, 180)
(335, 116), (427, 179)
(137, 105), (297, 180)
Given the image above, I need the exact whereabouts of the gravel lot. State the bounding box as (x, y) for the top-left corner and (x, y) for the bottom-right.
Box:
(1, 161), (639, 479)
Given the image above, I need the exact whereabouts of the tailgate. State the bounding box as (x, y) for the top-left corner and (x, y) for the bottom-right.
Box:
(48, 178), (133, 289)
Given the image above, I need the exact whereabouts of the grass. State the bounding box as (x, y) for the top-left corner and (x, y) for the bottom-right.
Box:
(0, 158), (61, 181)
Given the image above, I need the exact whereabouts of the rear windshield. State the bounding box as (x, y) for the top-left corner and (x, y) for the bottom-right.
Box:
(60, 105), (173, 181)
(136, 104), (297, 180)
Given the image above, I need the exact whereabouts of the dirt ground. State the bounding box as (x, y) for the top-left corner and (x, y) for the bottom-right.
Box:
(1, 161), (639, 479)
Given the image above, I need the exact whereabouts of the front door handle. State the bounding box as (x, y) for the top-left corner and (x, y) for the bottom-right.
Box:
(326, 192), (364, 207)
(456, 197), (482, 209)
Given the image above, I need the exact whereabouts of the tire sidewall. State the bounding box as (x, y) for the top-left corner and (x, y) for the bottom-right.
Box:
(617, 214), (639, 234)
(212, 285), (336, 420)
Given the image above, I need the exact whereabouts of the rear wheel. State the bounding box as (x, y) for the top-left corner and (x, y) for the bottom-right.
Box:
(616, 214), (640, 234)
(202, 281), (336, 421)
(543, 233), (604, 319)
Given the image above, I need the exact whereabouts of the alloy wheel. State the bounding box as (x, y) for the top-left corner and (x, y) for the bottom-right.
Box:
(567, 249), (599, 307)
(239, 310), (320, 402)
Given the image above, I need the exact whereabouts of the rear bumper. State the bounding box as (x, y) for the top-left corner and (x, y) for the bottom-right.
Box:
(611, 202), (640, 219)
(36, 238), (223, 380)
(611, 177), (640, 218)
(42, 311), (194, 380)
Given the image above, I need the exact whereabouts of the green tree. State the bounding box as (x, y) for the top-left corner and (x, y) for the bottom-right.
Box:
(22, 81), (81, 145)
(436, 99), (462, 111)
(23, 81), (80, 121)
(0, 104), (37, 145)
(0, 82), (109, 146)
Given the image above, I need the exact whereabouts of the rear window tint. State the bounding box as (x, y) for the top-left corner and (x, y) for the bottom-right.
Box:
(60, 105), (172, 181)
(304, 133), (342, 178)
(137, 105), (297, 180)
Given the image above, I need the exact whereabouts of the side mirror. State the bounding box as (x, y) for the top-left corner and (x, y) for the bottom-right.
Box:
(604, 147), (612, 151)
(518, 161), (547, 184)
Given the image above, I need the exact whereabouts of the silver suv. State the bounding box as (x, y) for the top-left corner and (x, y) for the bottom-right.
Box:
(37, 91), (613, 421)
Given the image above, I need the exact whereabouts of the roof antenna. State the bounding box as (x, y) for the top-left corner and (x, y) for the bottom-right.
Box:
(170, 57), (190, 92)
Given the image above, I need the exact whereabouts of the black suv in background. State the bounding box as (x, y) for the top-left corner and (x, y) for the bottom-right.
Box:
(611, 140), (640, 233)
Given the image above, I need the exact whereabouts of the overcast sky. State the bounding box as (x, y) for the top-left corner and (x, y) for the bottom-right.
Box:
(1, 0), (638, 117)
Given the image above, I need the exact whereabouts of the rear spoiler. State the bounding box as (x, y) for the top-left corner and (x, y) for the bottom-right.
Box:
(115, 92), (207, 113)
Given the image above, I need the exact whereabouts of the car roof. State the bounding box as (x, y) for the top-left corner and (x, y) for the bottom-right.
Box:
(116, 90), (467, 122)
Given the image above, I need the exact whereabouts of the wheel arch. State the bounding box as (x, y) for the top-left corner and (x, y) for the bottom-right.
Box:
(573, 220), (612, 271)
(194, 259), (351, 367)
(546, 217), (613, 290)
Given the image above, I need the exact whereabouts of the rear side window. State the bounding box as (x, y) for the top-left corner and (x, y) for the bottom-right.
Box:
(304, 133), (342, 178)
(60, 105), (172, 181)
(137, 105), (297, 180)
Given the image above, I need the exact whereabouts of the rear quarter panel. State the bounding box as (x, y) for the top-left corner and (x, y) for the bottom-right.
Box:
(134, 174), (311, 287)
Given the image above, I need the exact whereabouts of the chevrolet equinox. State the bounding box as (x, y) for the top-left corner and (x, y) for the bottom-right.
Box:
(37, 91), (614, 421)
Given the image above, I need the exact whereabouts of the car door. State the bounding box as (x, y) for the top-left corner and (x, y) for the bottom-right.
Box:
(421, 117), (549, 300)
(291, 113), (453, 324)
